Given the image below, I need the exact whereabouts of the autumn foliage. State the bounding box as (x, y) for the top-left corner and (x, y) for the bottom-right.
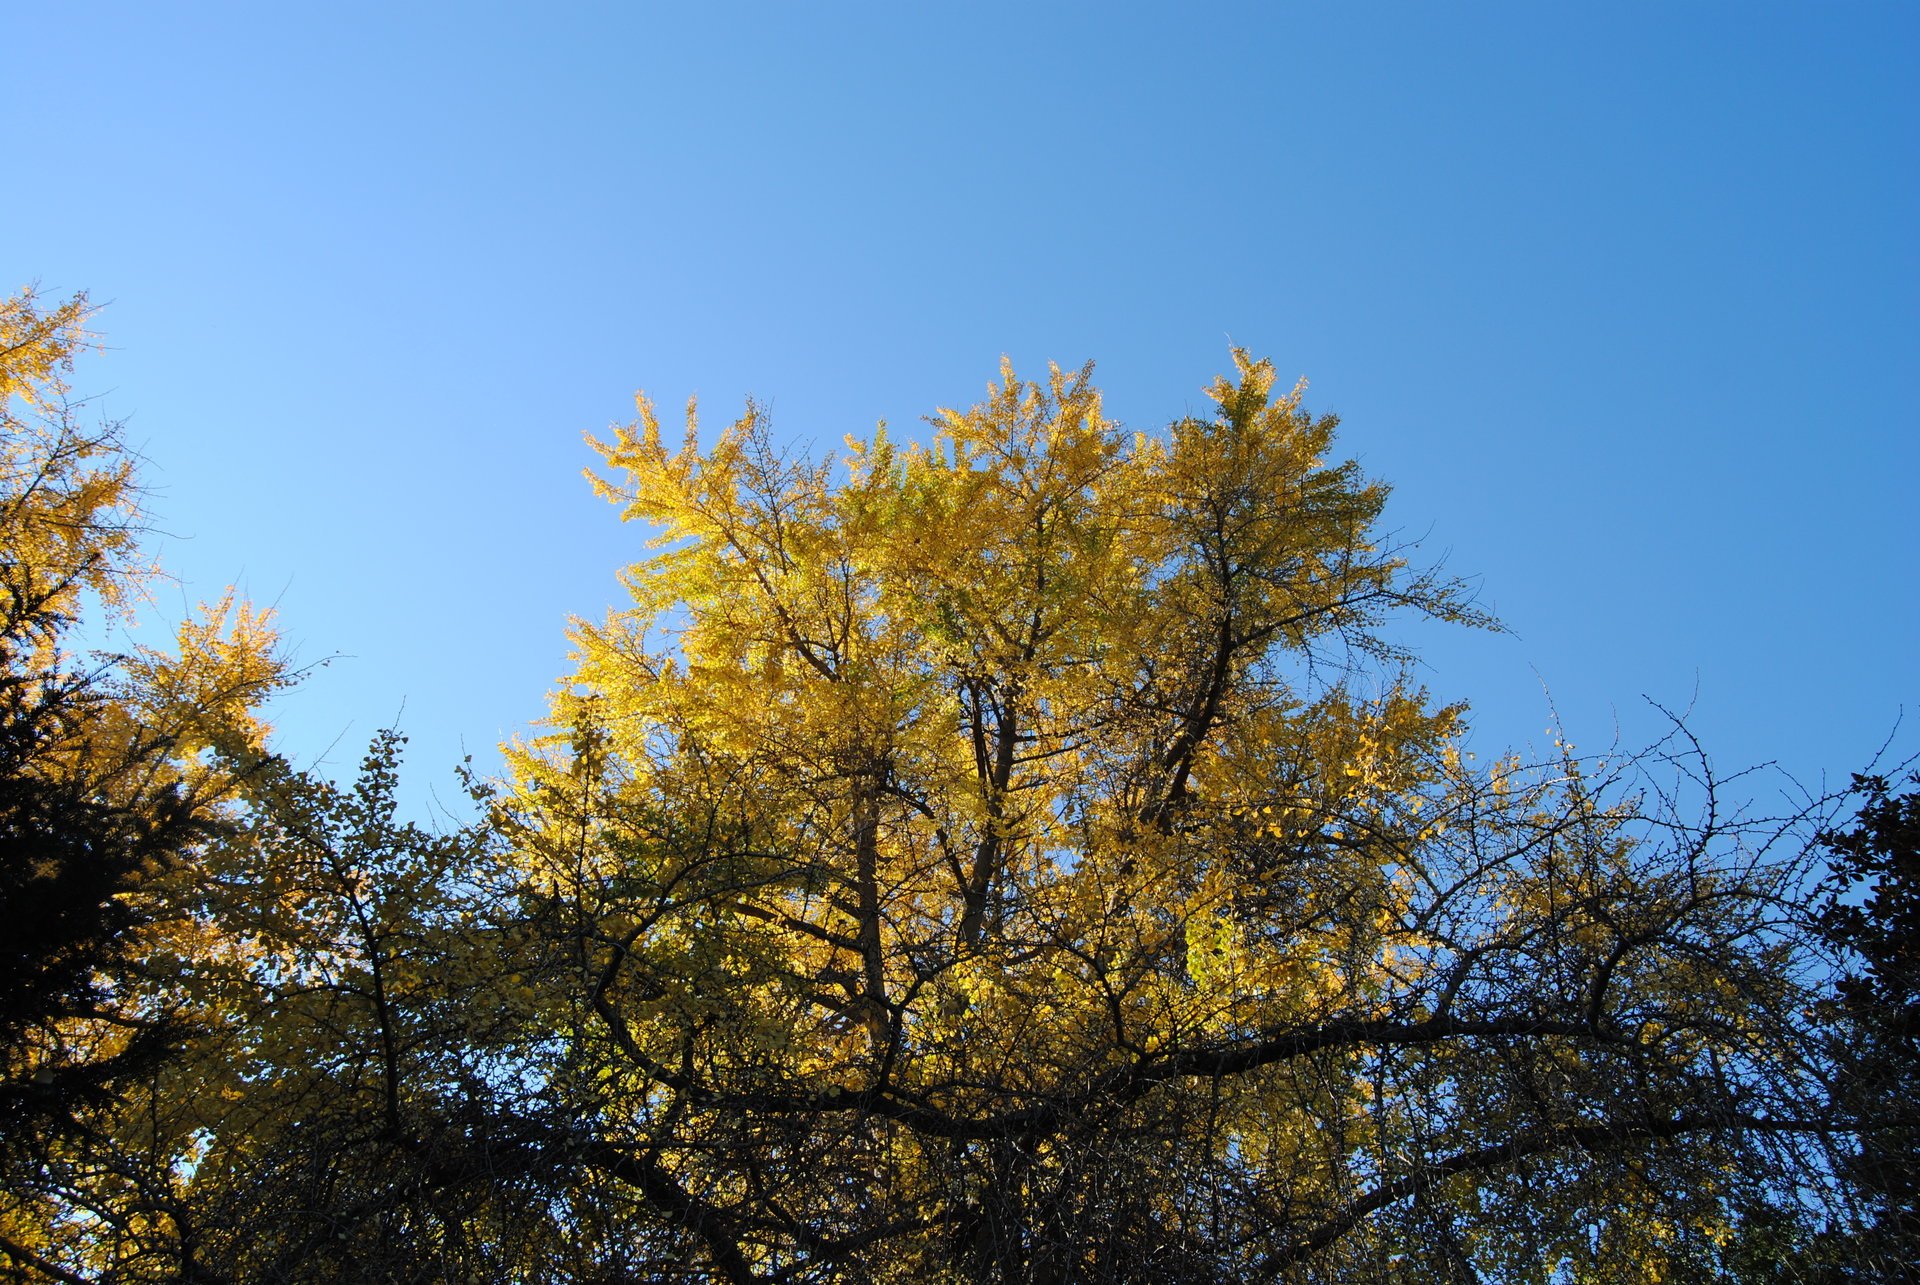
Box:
(1, 292), (1909, 1282)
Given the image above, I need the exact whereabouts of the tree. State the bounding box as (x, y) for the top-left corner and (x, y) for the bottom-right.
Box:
(487, 355), (1846, 1282)
(5, 342), (1871, 1282)
(0, 288), (284, 1280)
(1689, 771), (1920, 1285)
(115, 734), (563, 1284)
(1818, 771), (1920, 1262)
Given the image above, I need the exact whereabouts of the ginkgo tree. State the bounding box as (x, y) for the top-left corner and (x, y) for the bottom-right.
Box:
(491, 355), (1850, 1282)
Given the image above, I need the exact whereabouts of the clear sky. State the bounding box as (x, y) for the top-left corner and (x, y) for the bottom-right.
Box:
(8, 3), (1915, 817)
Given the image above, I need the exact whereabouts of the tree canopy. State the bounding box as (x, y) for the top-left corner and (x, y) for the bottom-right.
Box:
(0, 324), (1906, 1282)
(0, 288), (285, 1276)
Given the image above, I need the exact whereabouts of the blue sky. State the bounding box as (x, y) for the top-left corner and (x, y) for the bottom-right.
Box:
(8, 3), (1915, 816)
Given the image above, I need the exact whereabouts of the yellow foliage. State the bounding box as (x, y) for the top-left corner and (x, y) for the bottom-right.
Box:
(490, 351), (1511, 1271)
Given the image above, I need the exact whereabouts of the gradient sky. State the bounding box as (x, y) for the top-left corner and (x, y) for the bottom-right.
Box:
(7, 3), (1915, 818)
